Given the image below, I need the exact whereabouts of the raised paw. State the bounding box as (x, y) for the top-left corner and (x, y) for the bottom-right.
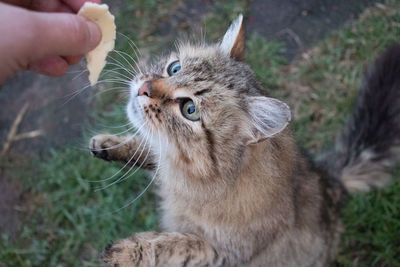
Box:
(101, 236), (152, 267)
(89, 134), (121, 161)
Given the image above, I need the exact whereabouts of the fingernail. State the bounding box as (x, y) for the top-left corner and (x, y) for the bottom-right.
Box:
(87, 21), (102, 49)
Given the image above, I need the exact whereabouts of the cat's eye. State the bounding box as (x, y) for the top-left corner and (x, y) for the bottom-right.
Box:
(180, 99), (200, 121)
(167, 60), (181, 76)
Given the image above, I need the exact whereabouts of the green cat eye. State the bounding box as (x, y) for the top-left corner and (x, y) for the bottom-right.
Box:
(180, 99), (200, 121)
(167, 60), (181, 76)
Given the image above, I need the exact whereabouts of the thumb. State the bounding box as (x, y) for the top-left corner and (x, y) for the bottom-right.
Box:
(28, 11), (102, 60)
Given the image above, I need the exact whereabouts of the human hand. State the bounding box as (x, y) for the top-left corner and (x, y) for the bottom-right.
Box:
(0, 0), (102, 83)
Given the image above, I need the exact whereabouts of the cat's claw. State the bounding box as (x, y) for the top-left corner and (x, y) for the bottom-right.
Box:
(88, 134), (155, 168)
(89, 134), (118, 161)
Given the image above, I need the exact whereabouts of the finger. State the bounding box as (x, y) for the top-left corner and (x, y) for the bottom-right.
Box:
(2, 0), (74, 13)
(29, 11), (102, 59)
(0, 0), (33, 9)
(30, 1), (73, 13)
(29, 56), (69, 76)
(34, 2), (73, 13)
(61, 0), (102, 13)
(63, 55), (83, 65)
(55, 4), (74, 13)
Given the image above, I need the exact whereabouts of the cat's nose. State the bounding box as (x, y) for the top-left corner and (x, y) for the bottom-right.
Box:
(138, 81), (152, 97)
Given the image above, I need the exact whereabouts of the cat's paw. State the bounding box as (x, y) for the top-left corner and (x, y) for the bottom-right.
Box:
(101, 235), (152, 267)
(89, 134), (120, 161)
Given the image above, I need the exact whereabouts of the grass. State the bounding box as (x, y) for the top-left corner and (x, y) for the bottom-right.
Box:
(203, 0), (247, 41)
(0, 149), (158, 266)
(279, 1), (400, 153)
(1, 0), (399, 266)
(337, 169), (400, 266)
(246, 34), (287, 89)
(263, 1), (400, 265)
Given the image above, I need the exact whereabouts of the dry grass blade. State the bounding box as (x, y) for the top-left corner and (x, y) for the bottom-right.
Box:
(1, 103), (44, 155)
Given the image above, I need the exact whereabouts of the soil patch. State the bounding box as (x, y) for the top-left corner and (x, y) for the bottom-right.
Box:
(247, 0), (384, 60)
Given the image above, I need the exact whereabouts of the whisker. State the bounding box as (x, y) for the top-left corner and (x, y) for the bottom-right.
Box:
(87, 124), (148, 184)
(106, 58), (136, 76)
(109, 129), (162, 214)
(96, 78), (131, 84)
(111, 50), (137, 74)
(107, 125), (136, 136)
(101, 68), (133, 81)
(62, 82), (92, 106)
(107, 130), (153, 185)
(102, 66), (135, 78)
(89, 140), (143, 184)
(90, 152), (138, 184)
(97, 121), (132, 129)
(112, 49), (142, 76)
(113, 49), (140, 66)
(92, 86), (129, 96)
(107, 54), (137, 69)
(106, 57), (140, 81)
(63, 78), (131, 106)
(117, 31), (142, 57)
(116, 32), (144, 74)
(94, 127), (152, 190)
(90, 122), (146, 153)
(72, 69), (89, 81)
(67, 69), (87, 74)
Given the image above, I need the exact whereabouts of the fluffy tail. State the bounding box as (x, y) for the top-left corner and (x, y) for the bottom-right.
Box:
(317, 45), (400, 193)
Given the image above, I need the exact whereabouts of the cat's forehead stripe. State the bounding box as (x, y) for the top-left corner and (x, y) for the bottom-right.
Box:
(194, 88), (212, 96)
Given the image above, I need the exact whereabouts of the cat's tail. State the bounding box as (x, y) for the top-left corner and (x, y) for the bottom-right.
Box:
(317, 44), (400, 193)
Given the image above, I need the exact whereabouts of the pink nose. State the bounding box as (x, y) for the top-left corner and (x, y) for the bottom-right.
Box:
(138, 81), (152, 97)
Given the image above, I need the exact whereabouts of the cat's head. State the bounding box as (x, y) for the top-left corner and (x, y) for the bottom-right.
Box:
(127, 15), (291, 181)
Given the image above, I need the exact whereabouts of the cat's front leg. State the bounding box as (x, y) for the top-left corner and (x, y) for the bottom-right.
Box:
(90, 134), (155, 170)
(101, 232), (226, 267)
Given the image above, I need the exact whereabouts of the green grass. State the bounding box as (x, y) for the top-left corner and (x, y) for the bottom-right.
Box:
(1, 0), (400, 266)
(261, 1), (400, 265)
(337, 168), (400, 266)
(246, 34), (287, 89)
(283, 1), (400, 153)
(203, 0), (247, 41)
(0, 149), (158, 266)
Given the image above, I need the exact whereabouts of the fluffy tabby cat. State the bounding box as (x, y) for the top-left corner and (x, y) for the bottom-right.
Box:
(89, 15), (400, 266)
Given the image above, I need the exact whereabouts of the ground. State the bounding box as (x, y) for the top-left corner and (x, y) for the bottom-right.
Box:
(0, 0), (399, 266)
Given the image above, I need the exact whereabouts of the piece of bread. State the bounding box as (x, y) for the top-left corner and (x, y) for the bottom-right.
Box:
(78, 2), (116, 85)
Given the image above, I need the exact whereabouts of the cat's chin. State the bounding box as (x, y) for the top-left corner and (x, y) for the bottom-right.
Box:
(126, 99), (143, 130)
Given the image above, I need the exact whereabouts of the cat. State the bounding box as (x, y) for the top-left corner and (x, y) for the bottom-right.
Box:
(89, 14), (400, 266)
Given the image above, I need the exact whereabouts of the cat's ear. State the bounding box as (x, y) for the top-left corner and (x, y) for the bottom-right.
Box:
(246, 96), (291, 144)
(220, 14), (245, 61)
